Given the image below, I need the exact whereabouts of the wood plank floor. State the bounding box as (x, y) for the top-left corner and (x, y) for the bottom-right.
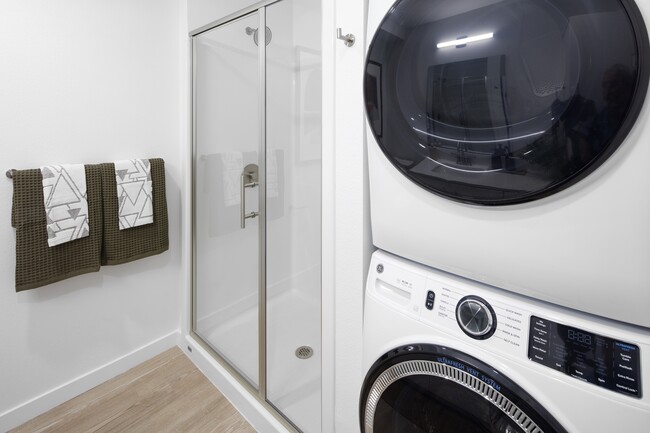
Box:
(9, 347), (256, 433)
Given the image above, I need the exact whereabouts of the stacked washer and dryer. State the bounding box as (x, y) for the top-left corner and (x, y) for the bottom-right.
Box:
(361, 0), (650, 432)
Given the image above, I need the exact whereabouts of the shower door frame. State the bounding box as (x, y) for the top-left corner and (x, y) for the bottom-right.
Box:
(189, 1), (301, 432)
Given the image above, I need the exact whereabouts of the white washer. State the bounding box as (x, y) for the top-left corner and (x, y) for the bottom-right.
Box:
(361, 249), (650, 433)
(365, 0), (650, 327)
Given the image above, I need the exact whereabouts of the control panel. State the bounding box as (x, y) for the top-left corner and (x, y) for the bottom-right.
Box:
(421, 279), (526, 357)
(368, 251), (646, 401)
(528, 316), (641, 398)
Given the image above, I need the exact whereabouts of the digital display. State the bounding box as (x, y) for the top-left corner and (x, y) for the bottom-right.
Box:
(567, 329), (591, 345)
(528, 316), (641, 398)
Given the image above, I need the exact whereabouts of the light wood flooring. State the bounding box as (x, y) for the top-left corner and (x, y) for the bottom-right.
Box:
(9, 347), (256, 433)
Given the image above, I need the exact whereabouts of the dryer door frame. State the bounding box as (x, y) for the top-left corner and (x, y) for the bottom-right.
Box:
(364, 0), (650, 205)
(360, 344), (568, 433)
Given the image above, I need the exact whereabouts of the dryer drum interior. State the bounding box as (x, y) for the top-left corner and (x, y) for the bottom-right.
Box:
(359, 344), (568, 433)
(364, 0), (650, 205)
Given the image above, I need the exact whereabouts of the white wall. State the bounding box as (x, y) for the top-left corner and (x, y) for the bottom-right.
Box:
(0, 1), (185, 430)
(188, 0), (258, 30)
(329, 1), (372, 432)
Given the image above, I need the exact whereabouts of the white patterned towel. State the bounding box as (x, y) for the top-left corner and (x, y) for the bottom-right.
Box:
(115, 159), (153, 230)
(40, 164), (90, 247)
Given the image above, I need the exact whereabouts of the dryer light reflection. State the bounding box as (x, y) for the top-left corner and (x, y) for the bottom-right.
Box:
(437, 32), (493, 48)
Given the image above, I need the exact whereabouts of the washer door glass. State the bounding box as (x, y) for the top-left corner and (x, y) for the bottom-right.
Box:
(374, 374), (525, 433)
(360, 345), (568, 433)
(365, 0), (649, 205)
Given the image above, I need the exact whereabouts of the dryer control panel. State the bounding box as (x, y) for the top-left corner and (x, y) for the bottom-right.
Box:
(528, 316), (641, 398)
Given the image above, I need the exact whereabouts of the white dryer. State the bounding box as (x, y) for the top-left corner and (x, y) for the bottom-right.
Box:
(361, 249), (650, 432)
(364, 0), (650, 327)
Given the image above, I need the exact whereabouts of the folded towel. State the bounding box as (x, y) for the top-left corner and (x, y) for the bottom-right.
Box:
(40, 164), (90, 246)
(100, 158), (168, 265)
(11, 165), (103, 291)
(114, 159), (153, 230)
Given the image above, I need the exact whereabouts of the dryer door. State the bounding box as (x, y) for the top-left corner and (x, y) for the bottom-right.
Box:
(364, 0), (649, 205)
(360, 344), (568, 433)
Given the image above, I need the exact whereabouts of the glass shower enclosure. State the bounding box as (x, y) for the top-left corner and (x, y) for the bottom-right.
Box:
(191, 1), (321, 432)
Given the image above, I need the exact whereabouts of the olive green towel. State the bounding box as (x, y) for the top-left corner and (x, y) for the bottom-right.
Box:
(100, 158), (168, 265)
(11, 165), (103, 291)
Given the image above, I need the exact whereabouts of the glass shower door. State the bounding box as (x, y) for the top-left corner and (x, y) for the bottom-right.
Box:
(192, 2), (321, 431)
(265, 1), (322, 432)
(193, 12), (261, 389)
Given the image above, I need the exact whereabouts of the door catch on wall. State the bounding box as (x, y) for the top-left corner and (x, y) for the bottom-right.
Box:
(246, 26), (272, 46)
(336, 28), (355, 47)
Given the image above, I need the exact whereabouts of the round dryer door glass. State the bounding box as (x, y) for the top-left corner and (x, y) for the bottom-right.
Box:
(364, 0), (649, 205)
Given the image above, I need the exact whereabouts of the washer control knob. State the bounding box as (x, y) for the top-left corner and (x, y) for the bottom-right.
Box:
(456, 296), (497, 340)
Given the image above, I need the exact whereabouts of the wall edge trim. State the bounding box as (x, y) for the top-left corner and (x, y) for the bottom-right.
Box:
(0, 331), (181, 432)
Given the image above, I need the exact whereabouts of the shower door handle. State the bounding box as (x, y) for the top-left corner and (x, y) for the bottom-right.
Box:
(240, 163), (259, 229)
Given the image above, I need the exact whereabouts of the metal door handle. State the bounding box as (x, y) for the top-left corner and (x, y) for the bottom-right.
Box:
(240, 163), (259, 229)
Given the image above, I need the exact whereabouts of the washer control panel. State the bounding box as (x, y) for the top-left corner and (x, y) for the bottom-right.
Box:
(421, 280), (526, 357)
(368, 250), (647, 401)
(528, 316), (642, 398)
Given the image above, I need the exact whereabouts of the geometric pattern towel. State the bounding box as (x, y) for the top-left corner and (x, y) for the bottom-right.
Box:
(40, 164), (90, 247)
(100, 158), (168, 266)
(114, 159), (153, 230)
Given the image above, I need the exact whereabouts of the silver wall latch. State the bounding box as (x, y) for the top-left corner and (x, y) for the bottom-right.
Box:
(337, 28), (355, 47)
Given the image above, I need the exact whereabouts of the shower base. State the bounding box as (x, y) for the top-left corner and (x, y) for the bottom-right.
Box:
(196, 285), (321, 433)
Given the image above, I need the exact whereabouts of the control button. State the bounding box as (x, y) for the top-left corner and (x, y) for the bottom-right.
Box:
(550, 359), (565, 372)
(425, 290), (436, 310)
(456, 296), (497, 340)
(570, 366), (595, 383)
(614, 382), (639, 396)
(532, 334), (549, 346)
(424, 291), (435, 310)
(529, 344), (549, 360)
(615, 372), (638, 385)
(595, 374), (611, 387)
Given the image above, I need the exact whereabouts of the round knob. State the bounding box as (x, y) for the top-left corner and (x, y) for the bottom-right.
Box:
(456, 296), (497, 340)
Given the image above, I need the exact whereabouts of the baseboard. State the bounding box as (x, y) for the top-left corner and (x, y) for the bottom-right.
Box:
(0, 331), (181, 432)
(183, 334), (292, 433)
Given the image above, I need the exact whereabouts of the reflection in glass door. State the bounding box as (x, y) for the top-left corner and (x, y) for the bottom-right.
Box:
(193, 11), (261, 389)
(192, 1), (321, 431)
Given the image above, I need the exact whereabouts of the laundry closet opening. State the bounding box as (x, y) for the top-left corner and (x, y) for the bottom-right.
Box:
(190, 1), (322, 432)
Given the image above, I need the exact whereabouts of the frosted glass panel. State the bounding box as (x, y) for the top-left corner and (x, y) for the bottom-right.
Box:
(194, 12), (260, 389)
(265, 0), (322, 431)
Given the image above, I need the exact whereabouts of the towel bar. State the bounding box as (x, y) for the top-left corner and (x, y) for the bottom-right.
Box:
(6, 169), (16, 179)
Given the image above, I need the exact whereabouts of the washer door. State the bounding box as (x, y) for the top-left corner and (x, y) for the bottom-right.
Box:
(360, 345), (568, 433)
(364, 0), (649, 205)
